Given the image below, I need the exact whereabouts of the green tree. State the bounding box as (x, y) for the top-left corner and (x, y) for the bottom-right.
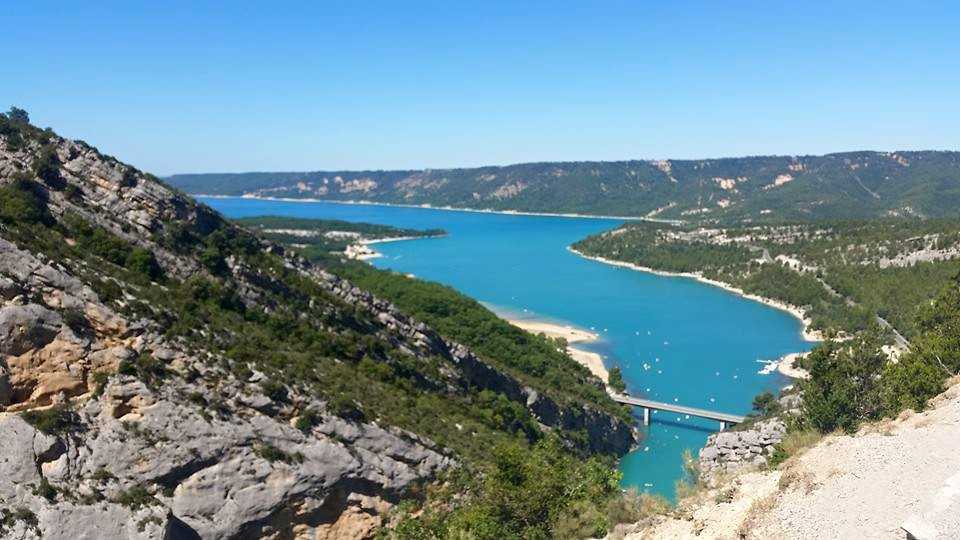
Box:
(125, 248), (163, 282)
(800, 326), (887, 433)
(0, 177), (49, 224)
(751, 390), (779, 416)
(6, 106), (29, 124)
(608, 366), (626, 393)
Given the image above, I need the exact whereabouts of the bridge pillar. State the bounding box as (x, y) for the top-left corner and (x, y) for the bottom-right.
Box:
(719, 421), (726, 431)
(643, 408), (650, 426)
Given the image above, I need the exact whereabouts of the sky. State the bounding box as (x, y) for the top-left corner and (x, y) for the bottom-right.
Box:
(2, 1), (958, 175)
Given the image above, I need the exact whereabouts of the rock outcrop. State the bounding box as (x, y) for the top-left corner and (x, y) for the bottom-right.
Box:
(0, 232), (453, 538)
(698, 418), (786, 481)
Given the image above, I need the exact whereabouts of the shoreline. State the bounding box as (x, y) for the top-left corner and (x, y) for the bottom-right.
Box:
(506, 318), (610, 383)
(347, 233), (446, 260)
(568, 247), (825, 344)
(776, 352), (811, 379)
(194, 194), (681, 223)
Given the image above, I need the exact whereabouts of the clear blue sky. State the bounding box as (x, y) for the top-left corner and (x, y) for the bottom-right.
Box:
(3, 1), (958, 175)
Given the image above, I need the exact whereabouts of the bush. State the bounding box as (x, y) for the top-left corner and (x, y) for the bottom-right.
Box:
(260, 380), (289, 404)
(295, 408), (322, 433)
(879, 353), (947, 414)
(33, 144), (63, 188)
(800, 328), (887, 433)
(21, 405), (82, 435)
(118, 351), (167, 386)
(751, 391), (780, 417)
(767, 429), (821, 468)
(327, 394), (365, 422)
(608, 366), (626, 393)
(126, 247), (163, 282)
(0, 177), (49, 224)
(34, 478), (58, 501)
(395, 436), (627, 539)
(114, 486), (159, 510)
(62, 307), (92, 337)
(0, 507), (39, 535)
(254, 443), (304, 464)
(6, 106), (29, 124)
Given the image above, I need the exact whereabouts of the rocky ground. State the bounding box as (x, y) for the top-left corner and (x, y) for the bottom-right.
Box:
(617, 378), (960, 539)
(0, 235), (453, 539)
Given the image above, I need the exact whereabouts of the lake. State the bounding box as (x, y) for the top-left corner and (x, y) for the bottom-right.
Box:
(203, 197), (813, 498)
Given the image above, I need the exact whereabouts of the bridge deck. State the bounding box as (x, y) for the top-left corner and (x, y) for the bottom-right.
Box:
(611, 394), (746, 424)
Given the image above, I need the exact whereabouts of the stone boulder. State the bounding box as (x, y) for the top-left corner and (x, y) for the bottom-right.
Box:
(0, 304), (63, 356)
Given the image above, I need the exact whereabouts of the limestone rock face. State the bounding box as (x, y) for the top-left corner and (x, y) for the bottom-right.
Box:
(0, 303), (63, 356)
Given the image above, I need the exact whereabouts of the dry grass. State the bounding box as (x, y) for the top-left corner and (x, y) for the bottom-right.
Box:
(736, 493), (778, 539)
(605, 492), (672, 540)
(769, 428), (822, 469)
(777, 468), (817, 494)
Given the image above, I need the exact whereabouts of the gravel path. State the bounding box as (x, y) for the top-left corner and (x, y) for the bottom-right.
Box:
(755, 383), (960, 539)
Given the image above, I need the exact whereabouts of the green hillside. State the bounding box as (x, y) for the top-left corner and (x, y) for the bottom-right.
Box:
(169, 151), (960, 221)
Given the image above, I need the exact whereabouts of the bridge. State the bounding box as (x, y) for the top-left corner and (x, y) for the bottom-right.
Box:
(611, 394), (746, 431)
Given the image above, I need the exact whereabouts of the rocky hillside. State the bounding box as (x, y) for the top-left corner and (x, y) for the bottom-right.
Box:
(0, 114), (634, 538)
(616, 378), (960, 539)
(168, 151), (960, 221)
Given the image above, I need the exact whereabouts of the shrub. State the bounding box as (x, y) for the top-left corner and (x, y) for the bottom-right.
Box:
(114, 486), (159, 510)
(395, 436), (627, 539)
(327, 394), (365, 422)
(254, 443), (304, 464)
(260, 380), (289, 404)
(6, 106), (29, 124)
(118, 351), (168, 386)
(879, 355), (947, 415)
(32, 144), (63, 188)
(126, 247), (163, 282)
(33, 478), (58, 501)
(800, 328), (887, 433)
(0, 507), (39, 536)
(674, 448), (703, 499)
(608, 366), (626, 393)
(767, 429), (821, 468)
(62, 307), (91, 334)
(21, 405), (82, 435)
(751, 391), (780, 417)
(0, 177), (49, 224)
(295, 408), (322, 433)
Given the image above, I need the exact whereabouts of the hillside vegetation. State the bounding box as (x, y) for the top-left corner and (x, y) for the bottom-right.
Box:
(235, 215), (444, 256)
(0, 109), (640, 539)
(573, 220), (960, 337)
(169, 151), (960, 221)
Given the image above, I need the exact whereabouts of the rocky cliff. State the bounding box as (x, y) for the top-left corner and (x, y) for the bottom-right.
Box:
(0, 119), (634, 538)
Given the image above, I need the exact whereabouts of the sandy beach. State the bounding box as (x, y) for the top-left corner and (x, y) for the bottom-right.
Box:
(507, 319), (610, 382)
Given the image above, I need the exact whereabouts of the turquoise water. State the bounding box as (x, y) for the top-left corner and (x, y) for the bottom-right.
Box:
(203, 197), (812, 498)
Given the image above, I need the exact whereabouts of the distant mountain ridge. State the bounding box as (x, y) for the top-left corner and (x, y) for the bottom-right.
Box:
(168, 150), (960, 221)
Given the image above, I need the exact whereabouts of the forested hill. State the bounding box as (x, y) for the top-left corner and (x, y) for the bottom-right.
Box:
(169, 151), (960, 221)
(572, 219), (960, 339)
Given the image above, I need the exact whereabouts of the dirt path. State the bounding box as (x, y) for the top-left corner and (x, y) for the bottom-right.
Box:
(622, 379), (960, 539)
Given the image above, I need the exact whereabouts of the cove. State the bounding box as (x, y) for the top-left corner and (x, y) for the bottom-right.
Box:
(202, 197), (813, 498)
